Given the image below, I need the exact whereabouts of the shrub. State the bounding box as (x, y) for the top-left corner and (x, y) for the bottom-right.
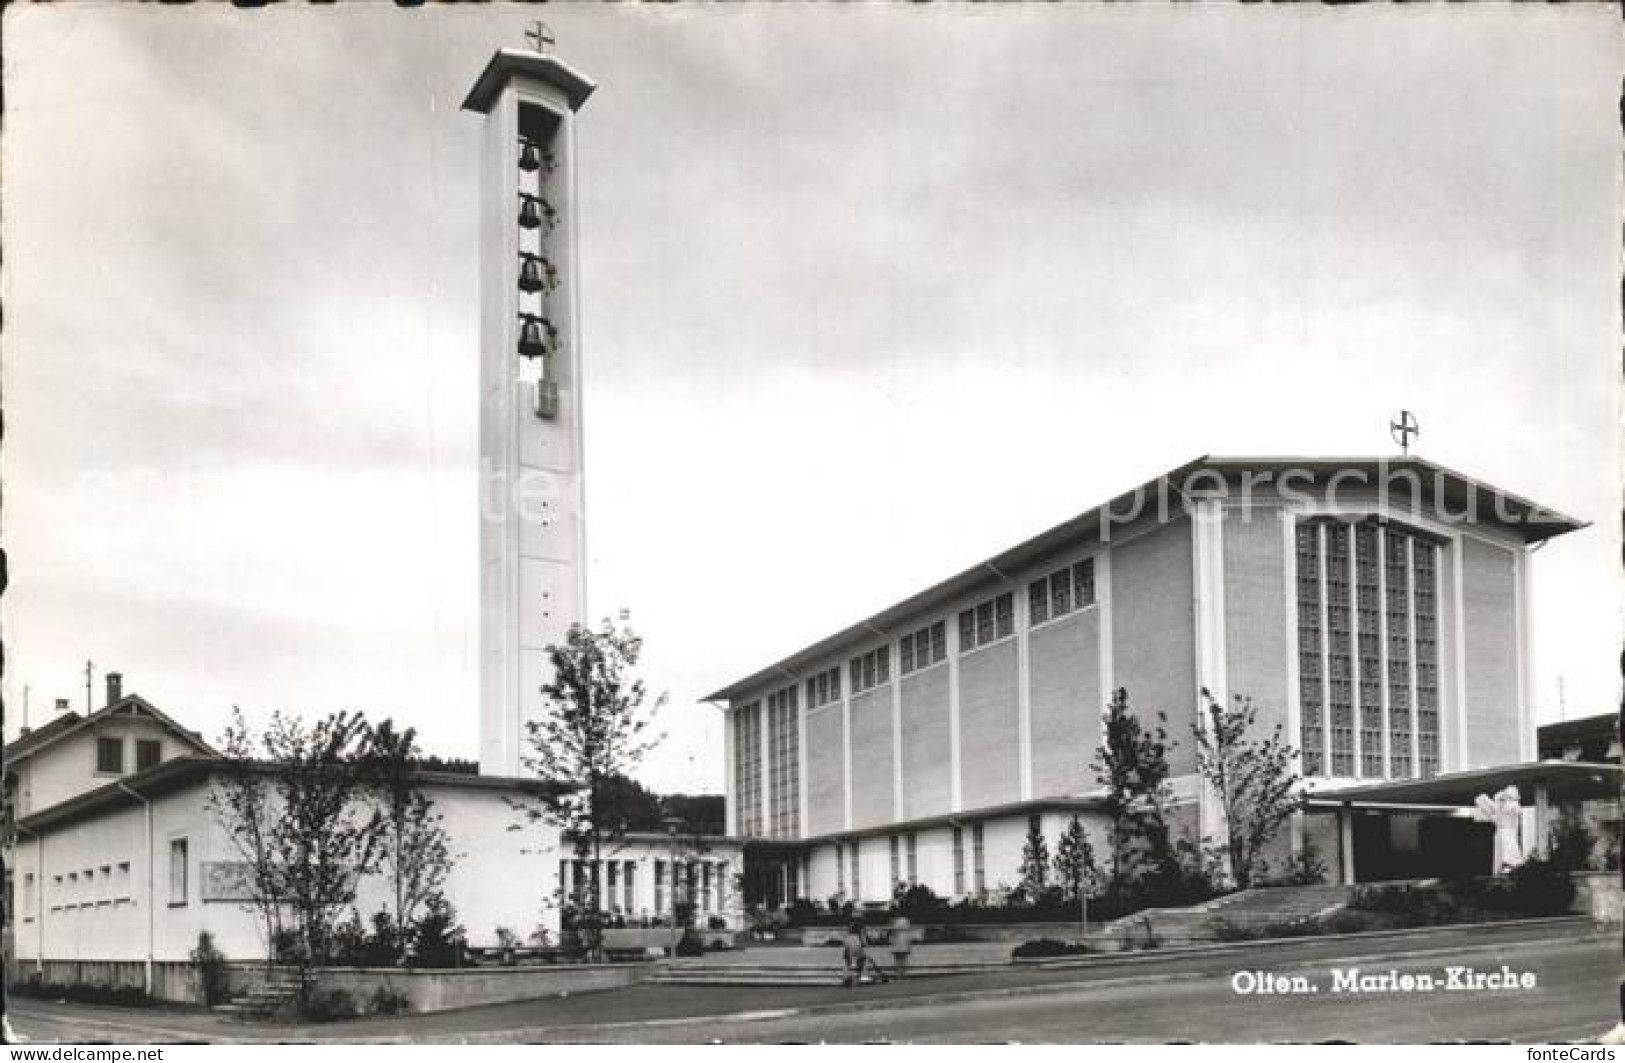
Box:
(1504, 855), (1577, 915)
(707, 915), (728, 931)
(1012, 938), (1089, 959)
(190, 930), (231, 1006)
(8, 977), (155, 1009)
(893, 882), (952, 920)
(1548, 811), (1597, 872)
(410, 893), (467, 969)
(674, 930), (705, 957)
(780, 899), (823, 927)
(369, 986), (411, 1015)
(1318, 908), (1404, 935)
(304, 988), (359, 1022)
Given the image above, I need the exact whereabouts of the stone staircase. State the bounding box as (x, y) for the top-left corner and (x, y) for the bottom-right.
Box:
(216, 971), (304, 1019)
(1100, 883), (1356, 946)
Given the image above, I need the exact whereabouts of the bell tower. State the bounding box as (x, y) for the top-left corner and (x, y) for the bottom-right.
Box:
(463, 27), (595, 776)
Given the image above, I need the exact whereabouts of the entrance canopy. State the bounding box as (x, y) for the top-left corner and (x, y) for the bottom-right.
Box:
(1305, 760), (1621, 811)
(1302, 760), (1619, 885)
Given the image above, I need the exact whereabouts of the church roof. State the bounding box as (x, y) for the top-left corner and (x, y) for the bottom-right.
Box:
(703, 454), (1587, 703)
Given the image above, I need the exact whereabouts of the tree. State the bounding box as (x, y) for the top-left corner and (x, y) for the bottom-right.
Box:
(361, 720), (456, 963)
(207, 708), (385, 984)
(511, 614), (665, 960)
(1018, 819), (1051, 899)
(1052, 816), (1100, 902)
(1090, 688), (1176, 889)
(208, 708), (288, 959)
(1190, 689), (1303, 889)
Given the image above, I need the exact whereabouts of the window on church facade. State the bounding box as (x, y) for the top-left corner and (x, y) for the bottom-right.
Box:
(767, 686), (800, 839)
(1414, 541), (1441, 776)
(805, 666), (841, 709)
(849, 647), (891, 693)
(900, 620), (946, 675)
(1356, 526), (1384, 778)
(1296, 524), (1325, 776)
(1385, 530), (1414, 777)
(1326, 524), (1355, 776)
(733, 701), (763, 836)
(1029, 558), (1096, 627)
(1296, 518), (1444, 781)
(959, 592), (1014, 653)
(906, 832), (918, 884)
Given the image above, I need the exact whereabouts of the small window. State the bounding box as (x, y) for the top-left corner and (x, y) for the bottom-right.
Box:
(959, 592), (1014, 653)
(169, 838), (189, 905)
(96, 737), (124, 774)
(136, 739), (161, 771)
(117, 862), (132, 901)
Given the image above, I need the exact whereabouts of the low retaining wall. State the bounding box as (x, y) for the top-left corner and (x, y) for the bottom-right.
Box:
(11, 959), (202, 1004)
(228, 962), (646, 1014)
(798, 922), (1087, 946)
(1573, 871), (1623, 924)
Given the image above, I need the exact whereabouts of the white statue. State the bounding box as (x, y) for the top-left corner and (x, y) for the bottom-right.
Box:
(1472, 785), (1525, 874)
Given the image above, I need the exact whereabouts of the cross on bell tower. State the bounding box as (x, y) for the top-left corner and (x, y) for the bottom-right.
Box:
(463, 39), (597, 776)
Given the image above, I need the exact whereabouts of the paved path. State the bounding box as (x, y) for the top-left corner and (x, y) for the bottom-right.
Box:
(6, 921), (1617, 1044)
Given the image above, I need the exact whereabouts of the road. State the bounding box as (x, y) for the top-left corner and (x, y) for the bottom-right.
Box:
(6, 922), (1618, 1045)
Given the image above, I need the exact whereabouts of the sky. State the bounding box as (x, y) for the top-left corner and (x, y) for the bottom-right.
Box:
(3, 4), (1620, 793)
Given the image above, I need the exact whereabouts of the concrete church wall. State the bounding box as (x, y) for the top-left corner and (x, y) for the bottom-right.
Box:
(804, 699), (845, 837)
(898, 664), (952, 819)
(1222, 506), (1291, 735)
(958, 640), (1021, 811)
(1111, 518), (1197, 775)
(1028, 608), (1102, 798)
(848, 688), (893, 830)
(1460, 535), (1522, 768)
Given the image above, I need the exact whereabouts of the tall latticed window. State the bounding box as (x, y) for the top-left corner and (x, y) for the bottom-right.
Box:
(1384, 530), (1414, 777)
(767, 686), (801, 839)
(1414, 541), (1441, 775)
(1326, 524), (1355, 776)
(733, 701), (763, 836)
(1296, 525), (1325, 775)
(1355, 526), (1384, 778)
(1296, 519), (1444, 780)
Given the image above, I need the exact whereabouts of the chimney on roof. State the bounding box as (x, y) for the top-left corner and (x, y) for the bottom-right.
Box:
(106, 672), (123, 705)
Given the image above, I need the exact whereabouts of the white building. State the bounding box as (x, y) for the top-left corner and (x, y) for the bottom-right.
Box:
(5, 676), (743, 980)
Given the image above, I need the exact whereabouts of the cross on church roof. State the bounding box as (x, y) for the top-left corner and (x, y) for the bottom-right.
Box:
(525, 21), (556, 56)
(1390, 409), (1420, 456)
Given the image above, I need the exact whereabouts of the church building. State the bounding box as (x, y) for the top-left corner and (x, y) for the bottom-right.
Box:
(708, 455), (1593, 901)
